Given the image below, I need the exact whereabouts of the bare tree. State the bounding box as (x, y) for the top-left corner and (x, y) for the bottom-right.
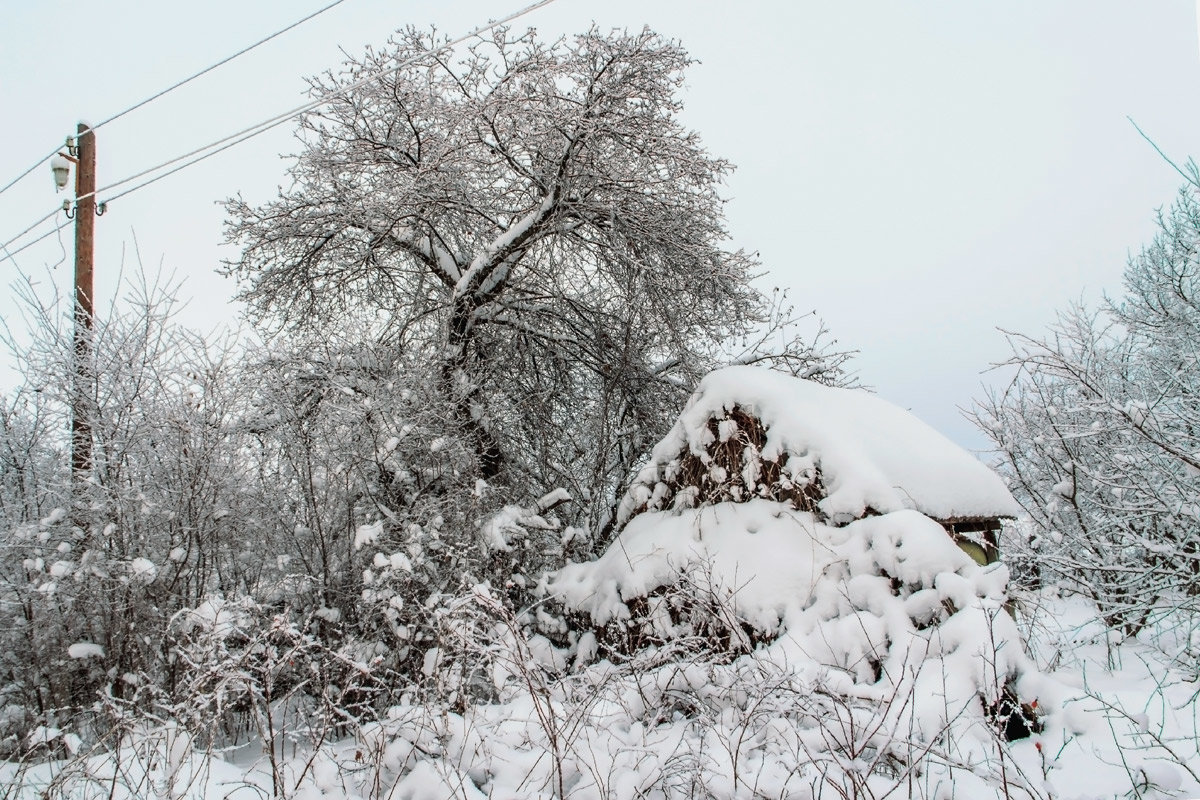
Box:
(224, 25), (843, 535)
(977, 187), (1200, 641)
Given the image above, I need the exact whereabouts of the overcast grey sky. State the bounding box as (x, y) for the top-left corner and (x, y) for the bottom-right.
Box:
(3, 1), (1199, 452)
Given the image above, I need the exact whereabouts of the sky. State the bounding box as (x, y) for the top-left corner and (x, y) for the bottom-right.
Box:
(2, 1), (1200, 453)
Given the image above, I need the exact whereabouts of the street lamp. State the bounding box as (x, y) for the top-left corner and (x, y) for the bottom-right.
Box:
(50, 154), (73, 191)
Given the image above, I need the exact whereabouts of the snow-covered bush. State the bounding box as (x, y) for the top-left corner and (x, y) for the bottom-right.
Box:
(0, 272), (592, 750)
(0, 274), (255, 750)
(164, 595), (403, 783)
(978, 186), (1200, 644)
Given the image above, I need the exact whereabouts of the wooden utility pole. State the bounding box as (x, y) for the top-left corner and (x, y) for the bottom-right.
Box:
(71, 123), (96, 478)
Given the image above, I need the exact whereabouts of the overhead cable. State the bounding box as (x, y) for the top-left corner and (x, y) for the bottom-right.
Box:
(95, 0), (561, 204)
(0, 209), (61, 255)
(0, 148), (61, 201)
(0, 0), (561, 257)
(0, 0), (349, 202)
(0, 218), (67, 265)
(91, 0), (351, 133)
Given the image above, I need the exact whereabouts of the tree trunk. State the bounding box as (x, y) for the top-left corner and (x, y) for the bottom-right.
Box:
(444, 298), (503, 481)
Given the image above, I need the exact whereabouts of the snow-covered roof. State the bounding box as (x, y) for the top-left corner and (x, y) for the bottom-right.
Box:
(618, 366), (1020, 525)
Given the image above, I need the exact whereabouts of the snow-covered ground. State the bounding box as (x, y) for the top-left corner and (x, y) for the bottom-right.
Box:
(2, 587), (1196, 800)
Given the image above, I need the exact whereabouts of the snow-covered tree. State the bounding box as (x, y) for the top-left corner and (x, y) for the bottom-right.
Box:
(223, 26), (843, 537)
(978, 187), (1200, 638)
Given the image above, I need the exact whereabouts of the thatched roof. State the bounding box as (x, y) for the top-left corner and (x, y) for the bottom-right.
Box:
(618, 366), (1020, 527)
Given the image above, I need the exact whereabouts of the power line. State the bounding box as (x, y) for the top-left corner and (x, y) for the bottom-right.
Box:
(0, 148), (61, 200)
(94, 104), (300, 199)
(91, 0), (351, 134)
(0, 0), (562, 256)
(0, 217), (67, 265)
(95, 0), (561, 205)
(0, 208), (61, 255)
(0, 0), (350, 203)
(102, 115), (294, 205)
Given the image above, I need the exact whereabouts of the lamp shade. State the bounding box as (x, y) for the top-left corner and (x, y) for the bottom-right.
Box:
(50, 155), (72, 191)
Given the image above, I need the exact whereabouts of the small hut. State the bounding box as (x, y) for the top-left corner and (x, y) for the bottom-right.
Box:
(615, 365), (1020, 563)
